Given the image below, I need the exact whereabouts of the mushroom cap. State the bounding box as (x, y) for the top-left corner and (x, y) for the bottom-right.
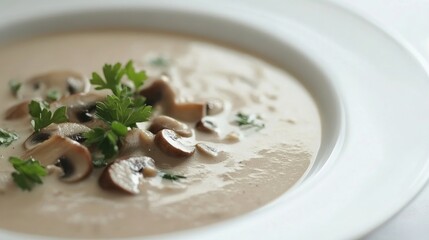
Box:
(139, 78), (175, 107)
(19, 71), (89, 99)
(154, 129), (195, 158)
(195, 119), (218, 134)
(196, 143), (219, 157)
(99, 156), (156, 194)
(4, 100), (31, 120)
(50, 92), (107, 128)
(23, 123), (91, 150)
(148, 115), (192, 137)
(206, 98), (224, 116)
(22, 135), (92, 182)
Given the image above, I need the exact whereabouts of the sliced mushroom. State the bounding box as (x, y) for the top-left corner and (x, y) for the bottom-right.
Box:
(99, 156), (157, 194)
(168, 103), (206, 122)
(22, 135), (92, 182)
(50, 93), (106, 128)
(139, 76), (175, 106)
(196, 119), (218, 133)
(206, 99), (224, 116)
(196, 143), (219, 157)
(154, 129), (195, 158)
(4, 100), (31, 120)
(148, 115), (192, 137)
(24, 123), (91, 150)
(140, 79), (205, 122)
(19, 71), (89, 99)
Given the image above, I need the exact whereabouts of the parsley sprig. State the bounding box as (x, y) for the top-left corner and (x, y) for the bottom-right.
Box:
(9, 157), (47, 191)
(84, 61), (151, 164)
(28, 100), (68, 132)
(0, 128), (18, 147)
(90, 61), (147, 95)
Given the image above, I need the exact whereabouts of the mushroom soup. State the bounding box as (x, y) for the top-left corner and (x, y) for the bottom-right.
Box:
(0, 31), (321, 238)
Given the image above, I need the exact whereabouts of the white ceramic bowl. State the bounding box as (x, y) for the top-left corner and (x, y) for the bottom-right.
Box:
(1, 1), (429, 239)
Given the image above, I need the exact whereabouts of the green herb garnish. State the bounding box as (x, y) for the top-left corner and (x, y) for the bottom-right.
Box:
(84, 61), (151, 165)
(90, 60), (147, 95)
(9, 156), (47, 191)
(161, 172), (187, 181)
(125, 60), (147, 90)
(84, 128), (119, 160)
(0, 128), (18, 147)
(46, 89), (61, 102)
(149, 56), (169, 68)
(9, 80), (21, 96)
(96, 94), (152, 128)
(28, 100), (68, 132)
(234, 112), (265, 130)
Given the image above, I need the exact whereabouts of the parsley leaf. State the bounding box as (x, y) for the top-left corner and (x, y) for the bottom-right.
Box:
(9, 80), (21, 96)
(29, 100), (69, 132)
(95, 94), (152, 128)
(84, 128), (119, 162)
(0, 128), (18, 147)
(234, 112), (265, 130)
(9, 156), (47, 191)
(90, 62), (125, 95)
(125, 60), (147, 90)
(161, 172), (187, 181)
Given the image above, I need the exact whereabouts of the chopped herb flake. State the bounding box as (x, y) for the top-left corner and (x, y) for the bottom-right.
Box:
(149, 56), (169, 68)
(0, 128), (18, 147)
(8, 80), (21, 96)
(234, 112), (265, 130)
(161, 172), (187, 181)
(9, 156), (47, 191)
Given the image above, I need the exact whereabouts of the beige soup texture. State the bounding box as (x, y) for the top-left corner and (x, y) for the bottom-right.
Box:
(0, 31), (321, 238)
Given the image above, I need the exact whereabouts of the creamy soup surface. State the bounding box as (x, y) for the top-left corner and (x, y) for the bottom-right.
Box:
(0, 31), (321, 238)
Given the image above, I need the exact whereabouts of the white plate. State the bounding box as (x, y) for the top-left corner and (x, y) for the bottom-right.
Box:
(1, 1), (429, 239)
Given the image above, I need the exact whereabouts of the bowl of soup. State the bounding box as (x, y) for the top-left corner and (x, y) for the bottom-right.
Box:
(0, 1), (342, 239)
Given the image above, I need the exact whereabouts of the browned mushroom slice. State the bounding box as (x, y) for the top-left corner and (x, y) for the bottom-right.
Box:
(196, 143), (219, 157)
(139, 77), (175, 106)
(140, 79), (206, 122)
(99, 156), (156, 194)
(24, 123), (91, 150)
(22, 135), (92, 182)
(154, 129), (195, 158)
(19, 71), (89, 99)
(148, 115), (192, 137)
(50, 93), (106, 127)
(4, 100), (31, 120)
(195, 119), (218, 133)
(206, 98), (224, 116)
